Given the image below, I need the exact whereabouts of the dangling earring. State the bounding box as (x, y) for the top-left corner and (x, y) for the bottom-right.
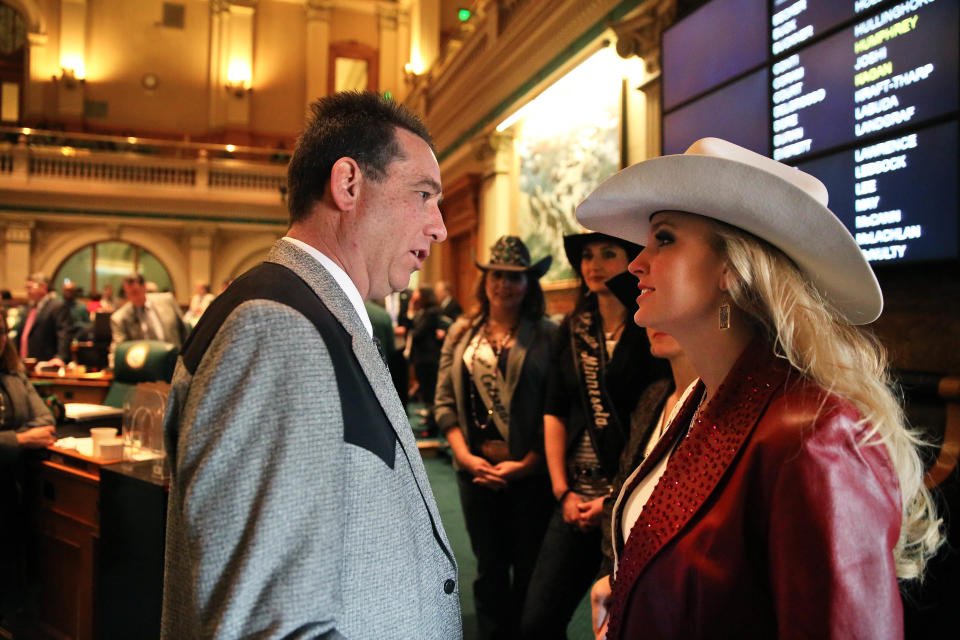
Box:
(719, 303), (731, 331)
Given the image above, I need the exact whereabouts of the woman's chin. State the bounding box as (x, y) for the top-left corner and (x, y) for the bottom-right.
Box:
(633, 307), (661, 329)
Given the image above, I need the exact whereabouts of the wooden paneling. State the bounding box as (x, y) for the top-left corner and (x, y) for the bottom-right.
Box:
(439, 173), (481, 311)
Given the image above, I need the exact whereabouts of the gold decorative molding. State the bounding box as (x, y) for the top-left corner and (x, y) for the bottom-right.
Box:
(305, 0), (334, 21)
(413, 0), (626, 155)
(610, 0), (677, 74)
(4, 222), (34, 244)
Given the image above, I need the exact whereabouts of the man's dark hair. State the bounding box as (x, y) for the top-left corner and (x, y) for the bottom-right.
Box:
(287, 91), (434, 224)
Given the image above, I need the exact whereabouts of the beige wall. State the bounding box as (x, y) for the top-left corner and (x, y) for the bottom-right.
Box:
(331, 8), (379, 49)
(17, 0), (395, 139)
(83, 0), (210, 134)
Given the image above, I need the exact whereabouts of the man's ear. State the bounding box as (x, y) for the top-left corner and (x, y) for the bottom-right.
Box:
(329, 157), (362, 212)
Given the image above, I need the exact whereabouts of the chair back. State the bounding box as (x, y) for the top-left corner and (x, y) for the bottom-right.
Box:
(103, 340), (178, 408)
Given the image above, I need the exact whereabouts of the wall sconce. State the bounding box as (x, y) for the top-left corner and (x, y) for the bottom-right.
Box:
(225, 80), (252, 98)
(226, 59), (252, 98)
(52, 67), (86, 89)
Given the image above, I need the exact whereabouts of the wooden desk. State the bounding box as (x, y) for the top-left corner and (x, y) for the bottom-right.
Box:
(18, 442), (166, 640)
(27, 447), (104, 640)
(30, 372), (113, 405)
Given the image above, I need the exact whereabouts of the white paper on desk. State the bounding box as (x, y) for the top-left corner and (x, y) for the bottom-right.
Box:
(55, 437), (94, 457)
(65, 403), (124, 421)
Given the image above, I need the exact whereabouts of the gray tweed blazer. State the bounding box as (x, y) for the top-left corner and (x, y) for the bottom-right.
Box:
(161, 239), (461, 639)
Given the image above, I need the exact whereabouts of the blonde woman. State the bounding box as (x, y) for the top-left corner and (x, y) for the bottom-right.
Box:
(578, 138), (941, 639)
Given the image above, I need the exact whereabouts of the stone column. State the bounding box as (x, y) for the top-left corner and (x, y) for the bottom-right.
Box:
(612, 0), (676, 162)
(378, 7), (399, 97)
(188, 229), (215, 297)
(24, 32), (48, 121)
(305, 1), (333, 105)
(395, 9), (412, 101)
(475, 131), (516, 261)
(417, 0), (440, 72)
(208, 0), (228, 128)
(4, 222), (34, 298)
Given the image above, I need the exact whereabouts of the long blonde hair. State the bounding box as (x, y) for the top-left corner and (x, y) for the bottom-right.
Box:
(714, 222), (942, 580)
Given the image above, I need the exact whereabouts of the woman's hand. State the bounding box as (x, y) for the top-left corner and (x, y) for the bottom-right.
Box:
(17, 425), (57, 449)
(460, 453), (508, 490)
(561, 491), (582, 524)
(591, 575), (612, 640)
(491, 459), (528, 481)
(577, 496), (605, 530)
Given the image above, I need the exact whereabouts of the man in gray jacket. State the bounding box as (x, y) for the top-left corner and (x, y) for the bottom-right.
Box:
(161, 92), (460, 639)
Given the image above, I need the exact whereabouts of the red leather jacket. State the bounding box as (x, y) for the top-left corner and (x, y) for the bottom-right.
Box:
(607, 336), (903, 639)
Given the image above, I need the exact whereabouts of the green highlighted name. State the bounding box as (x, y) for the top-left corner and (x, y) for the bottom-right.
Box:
(854, 15), (918, 53)
(855, 62), (893, 87)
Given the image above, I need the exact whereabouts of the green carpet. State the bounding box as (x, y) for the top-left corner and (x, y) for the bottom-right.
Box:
(412, 405), (593, 639)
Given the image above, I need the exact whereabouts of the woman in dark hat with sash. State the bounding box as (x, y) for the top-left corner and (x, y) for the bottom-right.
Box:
(520, 233), (667, 638)
(434, 236), (557, 639)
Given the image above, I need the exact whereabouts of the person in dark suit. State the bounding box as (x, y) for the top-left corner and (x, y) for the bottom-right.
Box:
(406, 286), (445, 434)
(61, 281), (90, 331)
(12, 273), (73, 366)
(161, 92), (460, 639)
(436, 279), (463, 323)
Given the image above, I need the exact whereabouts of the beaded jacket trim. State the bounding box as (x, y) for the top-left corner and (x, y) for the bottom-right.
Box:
(606, 337), (788, 639)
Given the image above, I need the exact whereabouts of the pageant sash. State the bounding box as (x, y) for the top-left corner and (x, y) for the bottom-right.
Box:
(465, 333), (511, 442)
(570, 310), (624, 473)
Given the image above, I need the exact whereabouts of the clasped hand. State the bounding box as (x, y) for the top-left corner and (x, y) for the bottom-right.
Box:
(561, 493), (604, 531)
(463, 454), (527, 490)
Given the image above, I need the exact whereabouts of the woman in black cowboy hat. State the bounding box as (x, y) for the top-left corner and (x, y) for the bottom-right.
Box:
(434, 235), (557, 640)
(520, 233), (667, 639)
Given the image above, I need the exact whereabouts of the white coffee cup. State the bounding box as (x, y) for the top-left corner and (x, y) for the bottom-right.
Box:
(90, 427), (118, 458)
(98, 437), (124, 461)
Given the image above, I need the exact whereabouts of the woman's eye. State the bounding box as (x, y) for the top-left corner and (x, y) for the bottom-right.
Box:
(655, 231), (674, 246)
(602, 250), (618, 259)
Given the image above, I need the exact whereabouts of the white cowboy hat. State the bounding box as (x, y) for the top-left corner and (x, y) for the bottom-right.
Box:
(575, 137), (882, 325)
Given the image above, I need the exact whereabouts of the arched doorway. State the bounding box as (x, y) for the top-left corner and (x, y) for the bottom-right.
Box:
(52, 241), (175, 298)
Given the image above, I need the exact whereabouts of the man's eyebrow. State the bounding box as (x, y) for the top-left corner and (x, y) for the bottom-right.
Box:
(413, 178), (442, 194)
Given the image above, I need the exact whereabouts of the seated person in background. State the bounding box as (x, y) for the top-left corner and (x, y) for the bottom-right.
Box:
(183, 282), (215, 326)
(110, 274), (187, 362)
(12, 273), (73, 368)
(98, 283), (116, 314)
(0, 309), (56, 619)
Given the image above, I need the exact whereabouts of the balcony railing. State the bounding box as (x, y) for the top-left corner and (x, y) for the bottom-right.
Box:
(0, 126), (288, 196)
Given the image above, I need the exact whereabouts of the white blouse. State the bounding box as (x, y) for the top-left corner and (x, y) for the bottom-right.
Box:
(614, 379), (701, 575)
